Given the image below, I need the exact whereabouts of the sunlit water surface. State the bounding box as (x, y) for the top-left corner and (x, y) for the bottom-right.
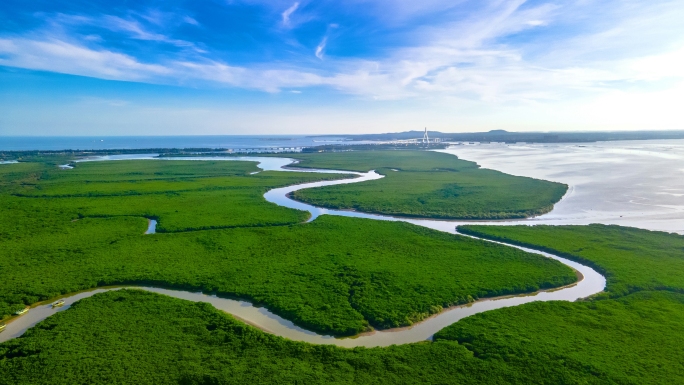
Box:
(438, 140), (684, 234)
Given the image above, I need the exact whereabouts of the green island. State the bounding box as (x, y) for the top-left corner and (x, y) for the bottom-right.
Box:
(0, 158), (574, 335)
(1, 155), (683, 384)
(288, 150), (568, 219)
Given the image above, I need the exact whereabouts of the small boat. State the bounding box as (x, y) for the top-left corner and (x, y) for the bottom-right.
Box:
(52, 299), (65, 308)
(0, 323), (6, 332)
(14, 307), (29, 316)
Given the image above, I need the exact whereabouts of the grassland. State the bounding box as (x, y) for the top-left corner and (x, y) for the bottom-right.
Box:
(0, 159), (576, 335)
(289, 150), (568, 219)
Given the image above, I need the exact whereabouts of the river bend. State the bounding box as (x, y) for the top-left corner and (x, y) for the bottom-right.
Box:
(0, 156), (606, 347)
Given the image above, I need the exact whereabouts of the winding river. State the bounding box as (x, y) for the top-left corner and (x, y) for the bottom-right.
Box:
(0, 156), (606, 347)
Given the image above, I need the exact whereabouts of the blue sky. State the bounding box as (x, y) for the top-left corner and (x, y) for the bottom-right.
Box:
(1, 0), (683, 135)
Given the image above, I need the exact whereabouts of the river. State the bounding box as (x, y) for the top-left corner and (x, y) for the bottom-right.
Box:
(0, 154), (609, 347)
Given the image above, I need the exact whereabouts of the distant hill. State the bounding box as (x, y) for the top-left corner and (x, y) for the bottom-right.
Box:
(313, 130), (684, 144)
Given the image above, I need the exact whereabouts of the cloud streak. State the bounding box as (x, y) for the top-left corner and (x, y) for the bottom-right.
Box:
(315, 36), (327, 59)
(0, 0), (682, 103)
(281, 2), (299, 27)
(0, 38), (171, 81)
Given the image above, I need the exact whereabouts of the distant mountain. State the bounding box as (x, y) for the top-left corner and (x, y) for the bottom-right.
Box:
(313, 130), (684, 144)
(316, 130), (443, 141)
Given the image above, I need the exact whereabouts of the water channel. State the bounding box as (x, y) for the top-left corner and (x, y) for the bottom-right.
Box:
(1, 154), (608, 347)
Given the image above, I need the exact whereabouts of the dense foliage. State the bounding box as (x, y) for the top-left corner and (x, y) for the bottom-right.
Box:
(458, 224), (684, 298)
(0, 160), (575, 335)
(5, 160), (349, 232)
(435, 290), (684, 385)
(1, 159), (684, 384)
(2, 289), (683, 384)
(290, 151), (568, 219)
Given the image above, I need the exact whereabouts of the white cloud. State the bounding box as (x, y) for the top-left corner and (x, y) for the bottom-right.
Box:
(281, 2), (299, 27)
(315, 36), (327, 59)
(0, 38), (171, 81)
(45, 12), (202, 51)
(102, 15), (198, 49)
(2, 0), (684, 106)
(83, 34), (103, 42)
(183, 16), (200, 26)
(628, 47), (684, 80)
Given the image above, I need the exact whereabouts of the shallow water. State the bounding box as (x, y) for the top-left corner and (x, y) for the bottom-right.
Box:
(1, 155), (608, 347)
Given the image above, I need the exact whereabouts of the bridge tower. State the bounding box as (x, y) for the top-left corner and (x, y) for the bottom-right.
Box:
(422, 127), (430, 144)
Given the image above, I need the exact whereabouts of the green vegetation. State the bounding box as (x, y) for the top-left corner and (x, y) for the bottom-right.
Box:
(4, 160), (349, 232)
(2, 289), (684, 384)
(434, 224), (684, 384)
(0, 158), (575, 335)
(290, 150), (465, 172)
(435, 291), (684, 385)
(0, 215), (575, 335)
(458, 224), (684, 298)
(0, 290), (484, 385)
(290, 150), (568, 219)
(2, 158), (684, 384)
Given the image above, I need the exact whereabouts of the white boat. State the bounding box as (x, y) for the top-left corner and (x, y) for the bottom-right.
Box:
(52, 299), (65, 308)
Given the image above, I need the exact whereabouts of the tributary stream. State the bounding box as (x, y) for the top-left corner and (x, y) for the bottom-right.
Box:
(0, 156), (606, 347)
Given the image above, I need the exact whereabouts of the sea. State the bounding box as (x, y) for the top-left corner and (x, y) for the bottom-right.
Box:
(0, 136), (365, 152)
(441, 139), (684, 234)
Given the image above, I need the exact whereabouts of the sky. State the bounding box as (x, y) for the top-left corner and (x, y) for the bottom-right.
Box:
(1, 0), (683, 136)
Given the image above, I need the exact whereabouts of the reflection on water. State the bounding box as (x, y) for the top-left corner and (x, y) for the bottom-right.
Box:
(438, 140), (684, 234)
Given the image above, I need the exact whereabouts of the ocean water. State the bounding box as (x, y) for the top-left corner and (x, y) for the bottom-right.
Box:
(440, 139), (684, 234)
(0, 136), (363, 151)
